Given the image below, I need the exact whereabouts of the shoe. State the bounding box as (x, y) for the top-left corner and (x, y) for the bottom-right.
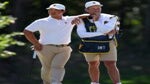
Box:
(52, 82), (62, 84)
(91, 82), (99, 84)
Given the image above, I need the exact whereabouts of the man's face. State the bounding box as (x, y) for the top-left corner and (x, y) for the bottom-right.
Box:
(49, 8), (65, 17)
(86, 5), (101, 16)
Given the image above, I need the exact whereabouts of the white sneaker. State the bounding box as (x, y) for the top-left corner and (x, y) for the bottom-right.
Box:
(91, 82), (99, 84)
(51, 82), (62, 84)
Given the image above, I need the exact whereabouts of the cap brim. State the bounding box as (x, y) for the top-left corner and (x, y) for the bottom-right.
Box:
(46, 7), (65, 10)
(46, 8), (50, 10)
(86, 4), (103, 8)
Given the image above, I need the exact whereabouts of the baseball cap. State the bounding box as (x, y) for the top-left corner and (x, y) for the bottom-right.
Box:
(46, 3), (65, 10)
(85, 1), (103, 8)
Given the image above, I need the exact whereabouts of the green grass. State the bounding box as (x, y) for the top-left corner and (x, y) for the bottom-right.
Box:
(1, 51), (149, 84)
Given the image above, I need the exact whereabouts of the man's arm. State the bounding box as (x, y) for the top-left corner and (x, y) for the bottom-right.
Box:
(94, 15), (118, 34)
(71, 14), (90, 25)
(77, 14), (90, 19)
(77, 22), (105, 38)
(106, 18), (120, 35)
(23, 30), (42, 51)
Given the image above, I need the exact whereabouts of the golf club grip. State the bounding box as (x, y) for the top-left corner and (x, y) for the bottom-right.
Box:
(33, 51), (36, 59)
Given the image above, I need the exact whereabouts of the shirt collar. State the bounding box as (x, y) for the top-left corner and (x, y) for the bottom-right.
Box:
(48, 16), (64, 20)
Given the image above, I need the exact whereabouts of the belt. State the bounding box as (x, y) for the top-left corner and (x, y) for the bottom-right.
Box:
(46, 44), (69, 47)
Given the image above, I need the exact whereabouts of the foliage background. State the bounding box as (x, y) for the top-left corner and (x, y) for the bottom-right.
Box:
(0, 0), (150, 84)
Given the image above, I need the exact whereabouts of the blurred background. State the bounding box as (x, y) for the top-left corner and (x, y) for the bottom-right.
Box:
(0, 0), (150, 84)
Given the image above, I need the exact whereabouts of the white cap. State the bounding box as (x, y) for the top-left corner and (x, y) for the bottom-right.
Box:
(46, 3), (65, 10)
(85, 1), (103, 8)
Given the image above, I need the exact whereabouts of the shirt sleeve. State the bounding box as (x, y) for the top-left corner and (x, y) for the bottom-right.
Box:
(77, 20), (104, 38)
(94, 16), (118, 34)
(25, 20), (41, 32)
(64, 16), (78, 27)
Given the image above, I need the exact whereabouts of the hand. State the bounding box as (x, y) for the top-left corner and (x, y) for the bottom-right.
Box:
(91, 13), (99, 21)
(107, 29), (117, 35)
(32, 42), (43, 51)
(71, 17), (80, 25)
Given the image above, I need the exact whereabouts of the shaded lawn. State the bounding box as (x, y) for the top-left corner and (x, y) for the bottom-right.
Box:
(0, 46), (150, 84)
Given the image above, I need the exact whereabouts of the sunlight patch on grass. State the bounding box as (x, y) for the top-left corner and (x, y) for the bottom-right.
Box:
(122, 80), (134, 84)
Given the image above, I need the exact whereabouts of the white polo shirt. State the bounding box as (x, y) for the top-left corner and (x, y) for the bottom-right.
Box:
(77, 13), (119, 38)
(25, 16), (77, 45)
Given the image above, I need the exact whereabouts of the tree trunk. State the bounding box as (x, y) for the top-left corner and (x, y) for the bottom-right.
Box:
(10, 0), (33, 31)
(143, 0), (150, 43)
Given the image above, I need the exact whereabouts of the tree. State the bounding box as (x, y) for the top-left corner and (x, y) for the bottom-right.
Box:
(0, 1), (24, 58)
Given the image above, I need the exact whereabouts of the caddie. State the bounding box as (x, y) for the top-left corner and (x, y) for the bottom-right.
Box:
(77, 1), (122, 84)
